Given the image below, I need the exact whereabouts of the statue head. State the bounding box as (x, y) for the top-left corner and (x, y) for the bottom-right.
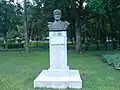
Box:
(53, 9), (61, 21)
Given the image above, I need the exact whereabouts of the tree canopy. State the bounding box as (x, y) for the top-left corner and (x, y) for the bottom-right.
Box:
(0, 0), (120, 51)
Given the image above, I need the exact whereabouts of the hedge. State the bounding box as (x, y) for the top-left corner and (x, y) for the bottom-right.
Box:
(0, 43), (24, 49)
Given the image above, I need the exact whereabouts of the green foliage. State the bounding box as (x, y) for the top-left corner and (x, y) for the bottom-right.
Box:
(0, 0), (23, 33)
(28, 41), (73, 47)
(0, 39), (23, 49)
(88, 0), (105, 13)
(26, 0), (49, 40)
(0, 39), (4, 44)
(28, 41), (48, 47)
(1, 43), (24, 49)
(0, 0), (120, 51)
(104, 0), (120, 12)
(102, 54), (120, 70)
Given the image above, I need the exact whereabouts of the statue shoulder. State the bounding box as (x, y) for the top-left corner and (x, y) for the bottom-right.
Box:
(48, 22), (53, 26)
(60, 21), (70, 30)
(48, 22), (53, 29)
(64, 21), (70, 26)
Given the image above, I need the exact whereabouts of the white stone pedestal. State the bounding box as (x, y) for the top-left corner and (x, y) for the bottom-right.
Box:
(34, 32), (82, 89)
(34, 69), (82, 89)
(34, 13), (82, 89)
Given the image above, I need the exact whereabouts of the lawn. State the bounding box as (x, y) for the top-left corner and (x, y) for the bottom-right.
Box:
(0, 51), (120, 90)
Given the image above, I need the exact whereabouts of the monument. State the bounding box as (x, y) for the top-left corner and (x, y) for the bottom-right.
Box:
(34, 9), (82, 89)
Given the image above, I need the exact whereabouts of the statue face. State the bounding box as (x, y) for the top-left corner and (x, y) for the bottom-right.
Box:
(53, 9), (61, 21)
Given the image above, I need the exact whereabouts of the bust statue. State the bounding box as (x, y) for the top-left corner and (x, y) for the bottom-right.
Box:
(48, 9), (70, 69)
(48, 9), (70, 31)
(34, 9), (82, 89)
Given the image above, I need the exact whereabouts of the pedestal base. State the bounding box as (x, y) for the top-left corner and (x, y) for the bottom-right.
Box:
(34, 69), (82, 89)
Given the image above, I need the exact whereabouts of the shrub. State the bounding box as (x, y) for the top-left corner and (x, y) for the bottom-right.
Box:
(0, 39), (4, 44)
(102, 54), (120, 70)
(1, 43), (24, 49)
(28, 41), (48, 47)
(7, 39), (15, 44)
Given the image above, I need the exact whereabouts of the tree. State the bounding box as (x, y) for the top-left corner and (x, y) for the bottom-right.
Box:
(0, 0), (23, 49)
(104, 0), (120, 50)
(40, 0), (89, 53)
(24, 0), (29, 52)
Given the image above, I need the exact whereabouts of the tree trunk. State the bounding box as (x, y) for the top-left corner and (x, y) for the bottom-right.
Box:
(101, 16), (108, 50)
(107, 13), (117, 50)
(72, 21), (76, 43)
(4, 32), (8, 50)
(117, 23), (119, 48)
(96, 18), (100, 50)
(104, 38), (108, 51)
(24, 0), (29, 52)
(75, 14), (82, 53)
(96, 37), (100, 50)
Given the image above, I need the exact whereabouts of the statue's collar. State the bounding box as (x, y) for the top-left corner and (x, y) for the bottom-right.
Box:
(54, 20), (61, 23)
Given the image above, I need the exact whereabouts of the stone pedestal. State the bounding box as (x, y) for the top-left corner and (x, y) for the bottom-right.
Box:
(34, 31), (82, 89)
(34, 70), (82, 89)
(34, 9), (82, 89)
(49, 31), (68, 69)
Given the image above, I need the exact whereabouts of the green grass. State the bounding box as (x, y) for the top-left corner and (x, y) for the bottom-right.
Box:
(0, 51), (120, 90)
